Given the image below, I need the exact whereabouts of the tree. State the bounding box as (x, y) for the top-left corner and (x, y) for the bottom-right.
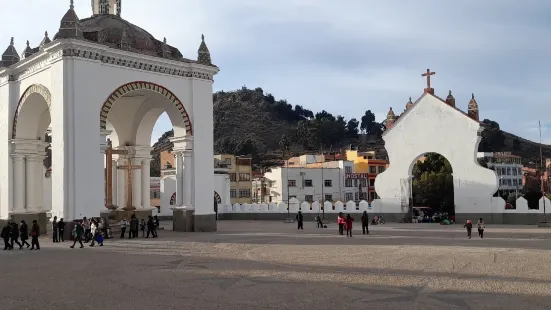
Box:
(279, 134), (290, 154)
(360, 110), (376, 134)
(345, 118), (359, 139)
(411, 153), (454, 214)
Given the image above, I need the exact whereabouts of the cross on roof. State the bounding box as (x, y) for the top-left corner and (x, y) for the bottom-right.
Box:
(421, 69), (435, 89)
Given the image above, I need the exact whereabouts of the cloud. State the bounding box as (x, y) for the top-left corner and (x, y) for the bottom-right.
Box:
(3, 0), (551, 146)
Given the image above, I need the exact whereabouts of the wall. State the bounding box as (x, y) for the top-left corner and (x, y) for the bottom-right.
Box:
(160, 175), (176, 216)
(375, 93), (499, 215)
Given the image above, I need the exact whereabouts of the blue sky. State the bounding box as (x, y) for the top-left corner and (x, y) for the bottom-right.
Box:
(4, 0), (551, 144)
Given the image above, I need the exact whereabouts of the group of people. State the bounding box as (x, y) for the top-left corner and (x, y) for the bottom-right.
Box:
(336, 212), (369, 237)
(119, 215), (159, 239)
(2, 220), (41, 250)
(464, 218), (486, 239)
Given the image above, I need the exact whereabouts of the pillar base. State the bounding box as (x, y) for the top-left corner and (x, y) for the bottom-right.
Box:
(172, 207), (194, 232)
(194, 214), (217, 232)
(9, 212), (48, 235)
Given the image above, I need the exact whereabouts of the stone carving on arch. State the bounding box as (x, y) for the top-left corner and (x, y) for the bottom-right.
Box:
(99, 81), (193, 135)
(169, 192), (176, 205)
(11, 84), (52, 139)
(214, 191), (222, 204)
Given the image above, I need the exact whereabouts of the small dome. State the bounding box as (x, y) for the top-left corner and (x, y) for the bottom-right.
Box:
(468, 93), (478, 108)
(446, 90), (455, 100)
(445, 90), (456, 107)
(387, 107), (395, 117)
(405, 97), (413, 110)
(1, 37), (20, 67)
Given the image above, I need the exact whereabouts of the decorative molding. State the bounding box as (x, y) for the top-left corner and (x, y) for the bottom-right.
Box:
(12, 84), (52, 139)
(214, 191), (222, 204)
(100, 81), (193, 135)
(11, 58), (51, 81)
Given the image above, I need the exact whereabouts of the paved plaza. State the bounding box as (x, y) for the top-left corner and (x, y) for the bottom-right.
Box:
(2, 221), (551, 309)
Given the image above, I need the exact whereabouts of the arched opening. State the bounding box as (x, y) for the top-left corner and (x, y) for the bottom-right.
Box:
(100, 81), (192, 211)
(409, 153), (454, 223)
(214, 191), (222, 219)
(11, 84), (53, 214)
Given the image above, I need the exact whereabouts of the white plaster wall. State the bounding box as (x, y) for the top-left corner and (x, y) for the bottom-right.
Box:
(375, 94), (499, 214)
(214, 174), (230, 211)
(160, 175), (176, 216)
(43, 169), (52, 213)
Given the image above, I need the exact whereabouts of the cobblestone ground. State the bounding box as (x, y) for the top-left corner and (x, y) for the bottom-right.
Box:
(1, 221), (551, 310)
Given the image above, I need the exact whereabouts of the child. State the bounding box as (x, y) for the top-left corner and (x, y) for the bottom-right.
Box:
(464, 220), (473, 239)
(345, 214), (354, 237)
(477, 218), (485, 238)
(139, 219), (146, 237)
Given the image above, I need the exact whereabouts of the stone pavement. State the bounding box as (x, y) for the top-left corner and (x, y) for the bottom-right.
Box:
(1, 221), (551, 310)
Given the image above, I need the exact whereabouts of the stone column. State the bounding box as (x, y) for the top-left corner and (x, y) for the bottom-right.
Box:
(141, 159), (150, 208)
(12, 154), (25, 213)
(116, 158), (126, 208)
(100, 129), (110, 209)
(35, 156), (45, 211)
(111, 159), (117, 207)
(25, 155), (36, 211)
(175, 152), (184, 207)
(132, 158), (142, 208)
(182, 150), (193, 208)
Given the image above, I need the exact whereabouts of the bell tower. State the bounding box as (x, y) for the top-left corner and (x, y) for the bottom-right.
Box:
(92, 0), (121, 16)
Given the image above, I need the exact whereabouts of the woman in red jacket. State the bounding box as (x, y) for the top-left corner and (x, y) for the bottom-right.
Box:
(337, 212), (345, 235)
(345, 214), (354, 237)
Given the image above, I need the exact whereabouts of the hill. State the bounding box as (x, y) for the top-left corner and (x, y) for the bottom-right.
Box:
(150, 87), (551, 176)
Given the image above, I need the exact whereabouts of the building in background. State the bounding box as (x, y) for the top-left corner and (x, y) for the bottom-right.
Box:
(214, 154), (253, 204)
(263, 157), (356, 203)
(477, 152), (523, 197)
(150, 177), (161, 210)
(345, 150), (388, 201)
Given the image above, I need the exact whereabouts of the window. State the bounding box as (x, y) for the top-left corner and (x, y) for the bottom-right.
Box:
(229, 173), (237, 182)
(360, 179), (367, 187)
(345, 166), (352, 173)
(507, 179), (512, 186)
(369, 166), (377, 173)
(506, 167), (511, 175)
(354, 192), (359, 201)
(378, 166), (385, 173)
(345, 179), (353, 187)
(239, 189), (251, 198)
(501, 168), (506, 175)
(512, 168), (517, 176)
(305, 195), (313, 202)
(369, 179), (375, 187)
(354, 179), (358, 187)
(288, 180), (296, 187)
(324, 180), (332, 187)
(345, 193), (353, 201)
(239, 173), (251, 181)
(304, 179), (313, 187)
(370, 192), (377, 200)
(518, 168), (522, 175)
(513, 179), (518, 186)
(230, 189), (236, 198)
(224, 158), (231, 165)
(324, 194), (332, 202)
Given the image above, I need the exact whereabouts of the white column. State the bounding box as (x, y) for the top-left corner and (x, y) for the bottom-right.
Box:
(100, 129), (110, 209)
(35, 156), (45, 212)
(175, 152), (184, 207)
(132, 158), (142, 208)
(116, 159), (125, 208)
(141, 159), (150, 208)
(183, 150), (193, 208)
(12, 154), (25, 213)
(25, 155), (36, 211)
(111, 159), (117, 207)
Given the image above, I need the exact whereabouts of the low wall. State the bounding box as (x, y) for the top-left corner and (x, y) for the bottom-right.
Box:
(217, 212), (404, 223)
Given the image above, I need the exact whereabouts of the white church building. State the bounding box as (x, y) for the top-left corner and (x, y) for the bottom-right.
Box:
(0, 0), (220, 231)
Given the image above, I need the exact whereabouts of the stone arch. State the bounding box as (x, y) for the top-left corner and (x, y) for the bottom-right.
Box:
(12, 84), (52, 139)
(99, 81), (193, 135)
(169, 192), (176, 205)
(214, 191), (222, 204)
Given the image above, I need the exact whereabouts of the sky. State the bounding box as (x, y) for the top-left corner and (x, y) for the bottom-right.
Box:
(3, 0), (551, 144)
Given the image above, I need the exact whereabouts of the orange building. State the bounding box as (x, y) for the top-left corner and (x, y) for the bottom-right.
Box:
(345, 150), (388, 200)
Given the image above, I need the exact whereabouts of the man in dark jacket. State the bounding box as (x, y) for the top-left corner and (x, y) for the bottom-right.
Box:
(58, 218), (66, 242)
(129, 215), (138, 239)
(361, 211), (369, 235)
(146, 216), (156, 238)
(2, 222), (12, 250)
(19, 220), (30, 248)
(70, 221), (84, 248)
(296, 211), (304, 230)
(52, 216), (59, 243)
(10, 222), (22, 250)
(30, 220), (40, 250)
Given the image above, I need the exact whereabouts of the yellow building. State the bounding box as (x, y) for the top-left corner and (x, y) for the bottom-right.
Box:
(345, 150), (388, 200)
(214, 154), (253, 204)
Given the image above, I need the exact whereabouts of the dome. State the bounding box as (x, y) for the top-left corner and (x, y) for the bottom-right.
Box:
(77, 14), (187, 60)
(405, 97), (413, 110)
(468, 93), (478, 109)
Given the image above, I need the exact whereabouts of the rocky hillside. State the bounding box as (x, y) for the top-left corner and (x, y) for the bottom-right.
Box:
(149, 87), (551, 176)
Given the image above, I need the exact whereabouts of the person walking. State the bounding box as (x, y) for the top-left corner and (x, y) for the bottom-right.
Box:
(464, 220), (473, 239)
(477, 218), (485, 239)
(58, 218), (65, 242)
(139, 219), (146, 237)
(2, 221), (12, 250)
(19, 220), (30, 248)
(30, 220), (40, 250)
(52, 216), (59, 243)
(89, 219), (98, 247)
(129, 215), (138, 239)
(345, 214), (354, 237)
(361, 211), (369, 235)
(296, 211), (304, 230)
(146, 216), (156, 238)
(82, 217), (91, 243)
(70, 221), (84, 248)
(10, 222), (23, 250)
(315, 215), (323, 228)
(337, 212), (345, 235)
(120, 218), (128, 239)
(153, 215), (160, 237)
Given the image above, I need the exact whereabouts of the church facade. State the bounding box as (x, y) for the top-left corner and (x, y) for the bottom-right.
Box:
(0, 1), (219, 231)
